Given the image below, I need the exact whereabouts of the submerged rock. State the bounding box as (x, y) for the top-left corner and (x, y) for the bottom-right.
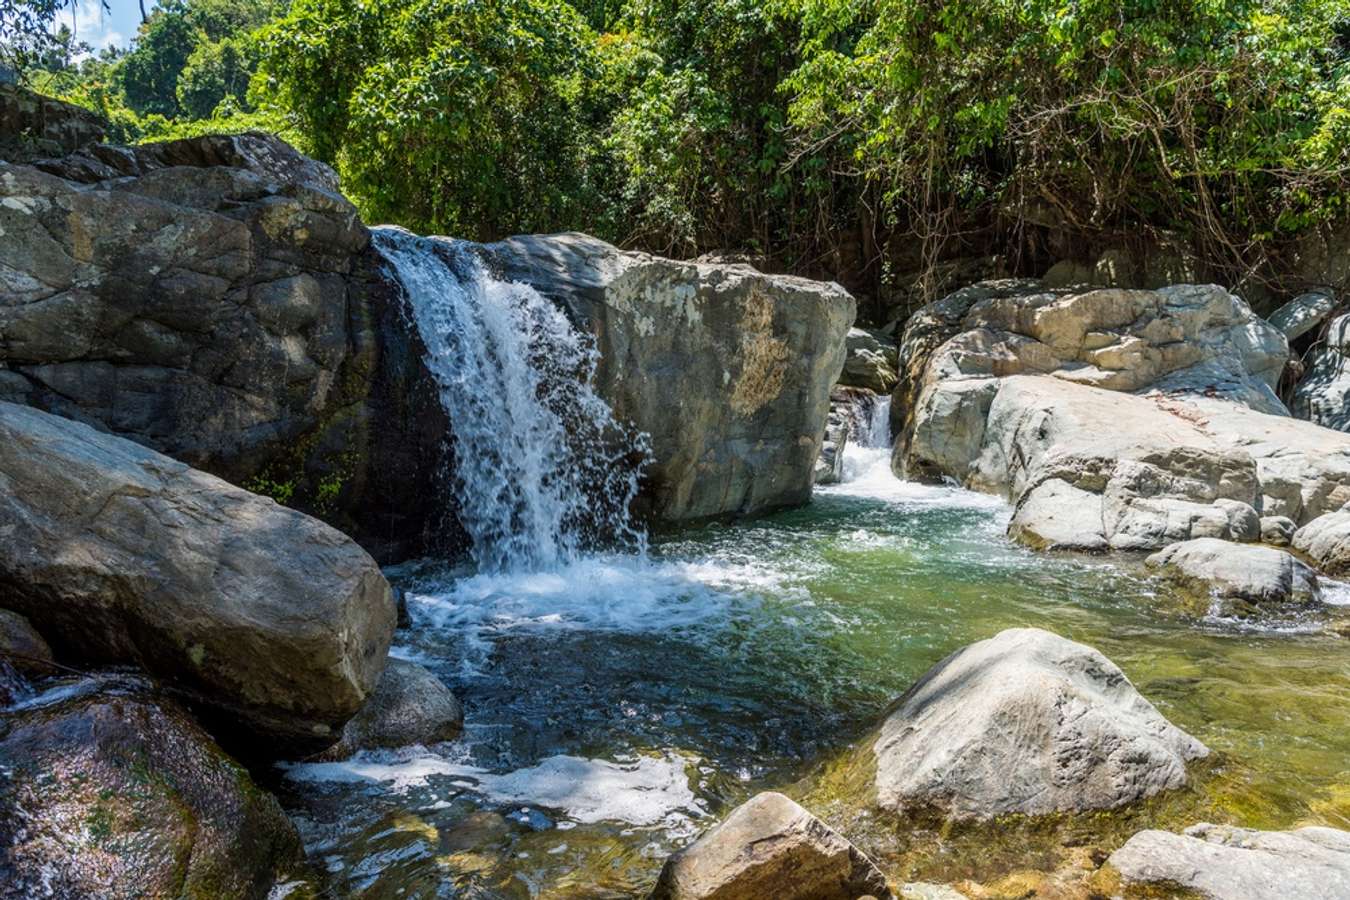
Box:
(1293, 510), (1350, 577)
(1146, 538), (1322, 616)
(648, 792), (893, 900)
(1106, 823), (1350, 899)
(476, 232), (856, 522)
(872, 628), (1207, 820)
(323, 658), (463, 758)
(0, 678), (303, 898)
(0, 401), (394, 754)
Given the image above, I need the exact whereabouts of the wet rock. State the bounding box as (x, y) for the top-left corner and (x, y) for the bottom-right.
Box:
(1146, 538), (1321, 616)
(325, 659), (463, 758)
(815, 404), (850, 486)
(440, 811), (511, 852)
(840, 328), (899, 394)
(1269, 290), (1338, 341)
(0, 401), (395, 754)
(1261, 515), (1297, 547)
(1293, 510), (1350, 577)
(872, 628), (1207, 820)
(1106, 823), (1350, 899)
(0, 130), (449, 562)
(0, 609), (54, 678)
(1293, 313), (1350, 433)
(477, 233), (856, 522)
(0, 678), (303, 898)
(648, 792), (893, 900)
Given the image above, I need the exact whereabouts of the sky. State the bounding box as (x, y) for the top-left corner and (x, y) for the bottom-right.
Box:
(54, 0), (152, 56)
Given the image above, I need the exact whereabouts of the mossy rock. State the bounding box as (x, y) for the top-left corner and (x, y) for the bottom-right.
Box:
(0, 677), (305, 899)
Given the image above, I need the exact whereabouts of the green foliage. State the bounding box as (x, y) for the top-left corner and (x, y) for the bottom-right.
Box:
(118, 0), (197, 116)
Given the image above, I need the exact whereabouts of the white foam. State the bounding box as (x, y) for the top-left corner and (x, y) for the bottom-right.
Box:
(283, 750), (702, 830)
(820, 444), (1008, 512)
(1321, 579), (1350, 607)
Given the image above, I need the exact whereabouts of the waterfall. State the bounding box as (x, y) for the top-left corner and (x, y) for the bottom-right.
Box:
(860, 396), (892, 449)
(374, 228), (649, 573)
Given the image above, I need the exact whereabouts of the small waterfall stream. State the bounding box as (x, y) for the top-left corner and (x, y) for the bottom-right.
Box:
(374, 228), (649, 573)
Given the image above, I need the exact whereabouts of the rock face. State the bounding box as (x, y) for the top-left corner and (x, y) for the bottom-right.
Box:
(1146, 538), (1322, 616)
(891, 279), (1350, 552)
(1268, 290), (1338, 341)
(323, 658), (463, 759)
(476, 232), (856, 522)
(1107, 823), (1350, 900)
(0, 678), (303, 899)
(648, 792), (893, 900)
(1293, 510), (1350, 577)
(815, 405), (849, 486)
(0, 609), (54, 678)
(0, 401), (395, 753)
(0, 84), (104, 163)
(0, 130), (449, 562)
(1293, 313), (1350, 432)
(872, 628), (1207, 820)
(839, 327), (899, 393)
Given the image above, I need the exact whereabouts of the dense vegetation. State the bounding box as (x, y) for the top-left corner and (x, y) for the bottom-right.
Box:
(9, 0), (1350, 317)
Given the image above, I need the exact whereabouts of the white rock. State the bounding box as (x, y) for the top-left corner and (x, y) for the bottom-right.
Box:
(1268, 290), (1337, 341)
(1146, 538), (1321, 614)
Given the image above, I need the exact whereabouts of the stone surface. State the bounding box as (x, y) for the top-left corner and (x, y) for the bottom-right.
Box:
(1107, 823), (1350, 900)
(1261, 515), (1297, 546)
(648, 792), (892, 900)
(324, 658), (463, 758)
(0, 131), (450, 562)
(872, 628), (1207, 820)
(0, 401), (395, 753)
(0, 677), (303, 898)
(1293, 510), (1350, 577)
(0, 84), (104, 163)
(816, 404), (850, 486)
(1293, 313), (1350, 433)
(839, 327), (899, 393)
(1268, 290), (1338, 341)
(1146, 538), (1322, 616)
(477, 232), (856, 522)
(0, 609), (54, 678)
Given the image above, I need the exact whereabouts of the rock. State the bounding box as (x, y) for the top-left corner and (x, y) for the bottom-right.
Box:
(0, 131), (449, 562)
(1261, 515), (1297, 546)
(325, 659), (463, 758)
(440, 811), (511, 853)
(0, 84), (104, 163)
(871, 628), (1207, 820)
(1146, 538), (1322, 616)
(1106, 823), (1350, 900)
(815, 406), (850, 486)
(1293, 510), (1350, 577)
(648, 792), (893, 900)
(0, 401), (395, 753)
(898, 885), (966, 900)
(0, 609), (54, 678)
(1268, 290), (1338, 341)
(477, 233), (856, 522)
(1293, 313), (1350, 433)
(0, 677), (303, 898)
(839, 328), (899, 393)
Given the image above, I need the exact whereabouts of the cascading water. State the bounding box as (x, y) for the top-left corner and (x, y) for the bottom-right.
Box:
(374, 227), (649, 573)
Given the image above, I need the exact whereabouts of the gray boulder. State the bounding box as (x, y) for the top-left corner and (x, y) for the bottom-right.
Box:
(648, 792), (892, 900)
(1268, 290), (1338, 341)
(0, 609), (54, 678)
(0, 678), (305, 899)
(1293, 313), (1350, 433)
(477, 233), (856, 522)
(0, 131), (450, 562)
(839, 327), (899, 393)
(0, 401), (395, 753)
(1107, 823), (1350, 900)
(1261, 515), (1297, 546)
(872, 628), (1207, 820)
(1146, 538), (1322, 616)
(1293, 510), (1350, 577)
(323, 658), (463, 758)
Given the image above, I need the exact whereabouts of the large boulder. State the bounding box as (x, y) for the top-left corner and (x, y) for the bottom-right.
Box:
(0, 83), (104, 163)
(839, 327), (899, 393)
(1292, 510), (1350, 577)
(1292, 313), (1350, 432)
(1106, 823), (1350, 900)
(0, 401), (395, 753)
(1146, 538), (1322, 617)
(474, 233), (856, 521)
(1268, 290), (1338, 341)
(321, 658), (463, 759)
(870, 628), (1207, 820)
(648, 792), (893, 900)
(0, 130), (448, 562)
(0, 678), (304, 899)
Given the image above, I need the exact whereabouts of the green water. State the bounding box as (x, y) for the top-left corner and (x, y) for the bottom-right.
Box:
(276, 458), (1350, 898)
